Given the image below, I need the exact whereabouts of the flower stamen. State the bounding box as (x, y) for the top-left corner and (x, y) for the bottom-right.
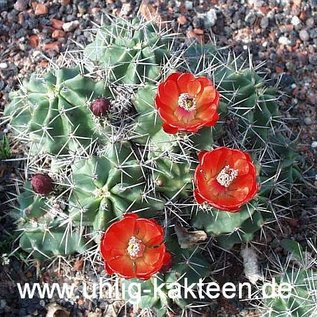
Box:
(127, 236), (145, 259)
(216, 165), (238, 188)
(178, 93), (196, 111)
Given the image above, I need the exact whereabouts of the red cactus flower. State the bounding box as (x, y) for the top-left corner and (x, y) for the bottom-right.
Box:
(90, 98), (111, 117)
(160, 251), (172, 273)
(100, 214), (167, 280)
(194, 147), (259, 212)
(155, 72), (220, 134)
(31, 174), (54, 195)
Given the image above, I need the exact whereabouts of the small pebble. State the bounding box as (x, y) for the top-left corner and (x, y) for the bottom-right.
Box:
(59, 0), (71, 5)
(291, 16), (301, 26)
(0, 62), (8, 69)
(311, 141), (317, 149)
(62, 20), (80, 32)
(204, 8), (217, 28)
(185, 1), (193, 10)
(261, 17), (269, 29)
(35, 3), (48, 15)
(0, 299), (6, 309)
(304, 117), (313, 125)
(308, 54), (317, 65)
(278, 36), (291, 45)
(177, 15), (187, 25)
(14, 0), (28, 11)
(299, 29), (310, 41)
(306, 17), (315, 28)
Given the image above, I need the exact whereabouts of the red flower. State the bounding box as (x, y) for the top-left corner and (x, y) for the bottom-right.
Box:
(100, 214), (167, 280)
(160, 252), (172, 273)
(155, 72), (220, 134)
(194, 147), (259, 212)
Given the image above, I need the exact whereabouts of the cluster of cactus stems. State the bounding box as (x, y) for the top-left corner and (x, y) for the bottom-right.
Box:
(2, 16), (303, 315)
(256, 240), (317, 317)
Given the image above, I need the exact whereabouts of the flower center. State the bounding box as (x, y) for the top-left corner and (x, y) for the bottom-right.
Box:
(178, 93), (196, 111)
(127, 236), (145, 259)
(216, 165), (239, 188)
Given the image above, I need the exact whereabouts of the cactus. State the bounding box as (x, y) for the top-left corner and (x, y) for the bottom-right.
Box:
(258, 240), (317, 317)
(4, 67), (110, 155)
(16, 181), (50, 219)
(84, 17), (171, 84)
(153, 157), (193, 198)
(123, 247), (210, 316)
(68, 142), (164, 231)
(192, 202), (266, 249)
(263, 269), (317, 317)
(3, 15), (303, 317)
(13, 181), (89, 259)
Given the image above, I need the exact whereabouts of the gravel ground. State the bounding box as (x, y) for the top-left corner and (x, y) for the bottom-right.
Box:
(0, 0), (317, 316)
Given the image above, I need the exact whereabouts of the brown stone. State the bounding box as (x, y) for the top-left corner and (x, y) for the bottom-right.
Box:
(40, 60), (49, 68)
(194, 28), (204, 35)
(51, 18), (64, 29)
(139, 2), (163, 26)
(177, 15), (187, 25)
(28, 34), (39, 48)
(59, 0), (71, 5)
(186, 30), (203, 44)
(73, 258), (84, 272)
(44, 41), (61, 52)
(299, 10), (307, 21)
(35, 3), (48, 15)
(52, 29), (65, 39)
(258, 6), (270, 15)
(91, 7), (101, 15)
(18, 12), (25, 25)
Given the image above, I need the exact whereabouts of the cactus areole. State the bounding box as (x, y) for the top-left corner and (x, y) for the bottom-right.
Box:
(155, 72), (220, 134)
(100, 214), (167, 279)
(31, 174), (54, 195)
(194, 147), (259, 212)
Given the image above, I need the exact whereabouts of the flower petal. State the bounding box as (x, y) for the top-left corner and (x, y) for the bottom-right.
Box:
(162, 122), (179, 134)
(197, 86), (216, 105)
(157, 80), (179, 108)
(177, 73), (195, 93)
(135, 218), (164, 246)
(187, 79), (201, 96)
(193, 189), (206, 204)
(107, 255), (135, 278)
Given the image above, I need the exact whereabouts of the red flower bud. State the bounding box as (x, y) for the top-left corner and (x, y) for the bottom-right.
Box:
(31, 174), (54, 195)
(90, 98), (111, 117)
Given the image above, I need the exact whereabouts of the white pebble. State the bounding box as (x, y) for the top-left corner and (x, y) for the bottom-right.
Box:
(204, 8), (217, 28)
(185, 1), (193, 10)
(311, 141), (317, 149)
(62, 20), (79, 32)
(291, 16), (301, 26)
(278, 36), (291, 45)
(241, 247), (263, 284)
(0, 63), (8, 69)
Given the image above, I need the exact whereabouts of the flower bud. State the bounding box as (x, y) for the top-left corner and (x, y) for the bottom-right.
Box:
(31, 174), (54, 195)
(90, 98), (111, 117)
